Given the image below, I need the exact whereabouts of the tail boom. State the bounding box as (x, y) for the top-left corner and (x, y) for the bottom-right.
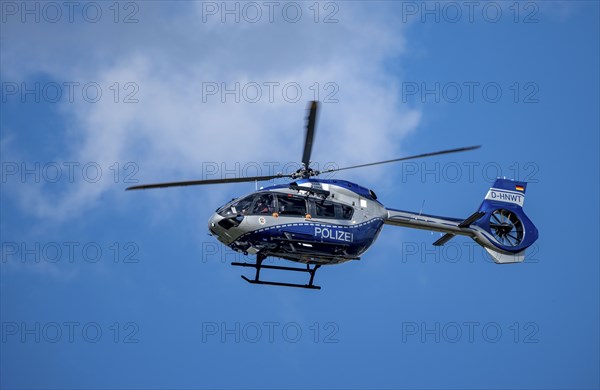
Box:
(385, 208), (502, 250)
(384, 209), (477, 236)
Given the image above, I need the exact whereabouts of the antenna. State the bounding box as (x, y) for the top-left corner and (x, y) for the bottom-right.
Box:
(418, 199), (425, 217)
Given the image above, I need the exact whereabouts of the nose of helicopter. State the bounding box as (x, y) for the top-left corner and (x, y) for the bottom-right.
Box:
(208, 212), (222, 236)
(208, 212), (235, 245)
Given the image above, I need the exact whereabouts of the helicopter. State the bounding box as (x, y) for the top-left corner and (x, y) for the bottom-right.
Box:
(127, 101), (539, 289)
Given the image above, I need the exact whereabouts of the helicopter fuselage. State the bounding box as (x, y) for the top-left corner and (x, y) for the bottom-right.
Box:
(208, 179), (387, 265)
(128, 101), (537, 289)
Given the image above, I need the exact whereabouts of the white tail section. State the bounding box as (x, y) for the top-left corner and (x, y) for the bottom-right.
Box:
(484, 247), (525, 264)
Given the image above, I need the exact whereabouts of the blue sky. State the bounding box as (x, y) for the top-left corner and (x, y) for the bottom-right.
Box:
(1, 1), (598, 389)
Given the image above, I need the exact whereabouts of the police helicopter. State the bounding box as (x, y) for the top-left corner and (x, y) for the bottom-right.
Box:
(127, 101), (539, 289)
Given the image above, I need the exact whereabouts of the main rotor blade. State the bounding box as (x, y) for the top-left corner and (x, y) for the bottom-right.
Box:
(126, 173), (292, 191)
(301, 101), (318, 170)
(321, 145), (481, 174)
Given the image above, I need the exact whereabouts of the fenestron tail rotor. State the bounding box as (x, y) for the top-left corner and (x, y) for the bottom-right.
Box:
(126, 101), (481, 191)
(489, 209), (524, 247)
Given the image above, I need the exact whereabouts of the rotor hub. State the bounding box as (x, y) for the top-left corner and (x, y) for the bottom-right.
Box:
(292, 167), (320, 179)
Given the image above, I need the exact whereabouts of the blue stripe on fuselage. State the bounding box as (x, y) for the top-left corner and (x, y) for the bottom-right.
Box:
(231, 218), (385, 258)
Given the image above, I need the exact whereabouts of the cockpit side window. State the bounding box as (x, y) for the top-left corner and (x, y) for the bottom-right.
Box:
(251, 193), (275, 215)
(307, 198), (354, 220)
(315, 200), (336, 218)
(277, 195), (306, 217)
(341, 205), (354, 220)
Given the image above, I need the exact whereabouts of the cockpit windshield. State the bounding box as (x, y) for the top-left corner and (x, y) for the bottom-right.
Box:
(217, 195), (254, 217)
(217, 193), (275, 217)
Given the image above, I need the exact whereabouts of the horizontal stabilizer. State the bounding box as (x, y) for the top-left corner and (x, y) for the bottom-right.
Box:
(458, 211), (486, 228)
(432, 211), (485, 246)
(433, 233), (455, 246)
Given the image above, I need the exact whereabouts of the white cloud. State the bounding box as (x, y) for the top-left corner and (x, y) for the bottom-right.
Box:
(1, 1), (421, 221)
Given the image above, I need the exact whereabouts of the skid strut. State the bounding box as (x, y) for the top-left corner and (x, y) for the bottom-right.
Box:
(231, 254), (322, 290)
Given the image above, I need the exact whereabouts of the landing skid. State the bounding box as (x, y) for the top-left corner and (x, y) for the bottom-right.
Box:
(231, 254), (322, 290)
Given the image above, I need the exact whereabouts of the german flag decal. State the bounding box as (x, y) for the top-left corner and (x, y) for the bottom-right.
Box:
(515, 185), (525, 191)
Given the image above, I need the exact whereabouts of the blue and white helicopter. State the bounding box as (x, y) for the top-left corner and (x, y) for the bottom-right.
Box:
(127, 101), (539, 289)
